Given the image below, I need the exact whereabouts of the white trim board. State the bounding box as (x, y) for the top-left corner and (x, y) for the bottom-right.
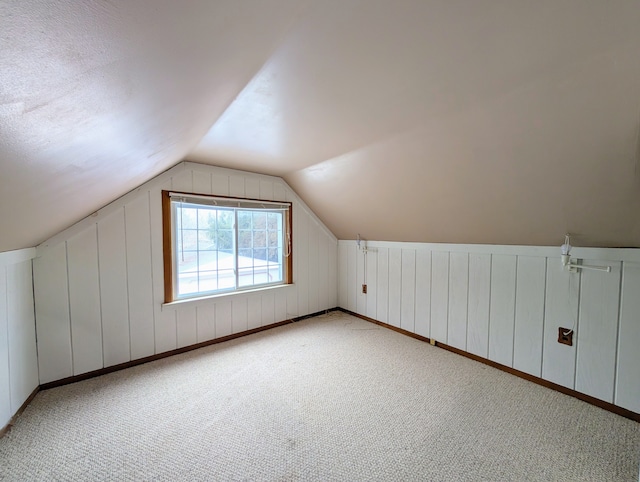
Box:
(338, 239), (640, 263)
(0, 248), (36, 268)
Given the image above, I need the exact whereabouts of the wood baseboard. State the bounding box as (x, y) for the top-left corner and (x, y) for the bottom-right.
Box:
(41, 308), (339, 391)
(4, 308), (339, 437)
(0, 386), (39, 439)
(338, 308), (640, 424)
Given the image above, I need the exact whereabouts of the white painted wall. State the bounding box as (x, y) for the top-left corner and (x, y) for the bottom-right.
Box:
(0, 249), (39, 429)
(33, 163), (337, 384)
(338, 240), (640, 413)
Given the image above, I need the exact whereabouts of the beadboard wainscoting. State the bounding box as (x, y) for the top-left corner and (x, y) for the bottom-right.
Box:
(0, 249), (39, 430)
(33, 163), (337, 385)
(338, 240), (640, 414)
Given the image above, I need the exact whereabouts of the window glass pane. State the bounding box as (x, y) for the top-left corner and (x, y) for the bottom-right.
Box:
(177, 252), (198, 274)
(198, 269), (217, 292)
(198, 208), (215, 228)
(253, 248), (267, 265)
(267, 213), (278, 230)
(252, 212), (266, 230)
(238, 266), (253, 287)
(217, 210), (233, 229)
(198, 250), (216, 266)
(217, 230), (233, 251)
(217, 268), (235, 290)
(270, 263), (283, 283)
(171, 199), (288, 300)
(177, 266), (199, 296)
(238, 230), (252, 250)
(180, 207), (198, 229)
(179, 230), (197, 251)
(253, 230), (266, 248)
(198, 230), (214, 250)
(238, 211), (251, 230)
(267, 231), (279, 248)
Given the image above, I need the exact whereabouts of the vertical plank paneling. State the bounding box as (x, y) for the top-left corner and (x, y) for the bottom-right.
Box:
(275, 288), (287, 322)
(29, 164), (339, 386)
(542, 262), (579, 389)
(356, 245), (366, 315)
(328, 241), (338, 309)
(366, 249), (377, 320)
(467, 253), (491, 358)
(296, 209), (309, 316)
(307, 223), (319, 314)
(125, 193), (155, 359)
(6, 261), (38, 413)
(248, 295), (262, 330)
(232, 298), (248, 334)
(0, 266), (10, 427)
(615, 262), (640, 412)
(172, 169), (193, 192)
(285, 187), (296, 204)
(261, 292), (275, 327)
(430, 251), (449, 343)
(488, 254), (516, 367)
(196, 303), (215, 343)
(400, 249), (416, 332)
(318, 237), (329, 311)
(212, 173), (230, 196)
(245, 177), (260, 199)
(192, 170), (212, 194)
(150, 184), (177, 354)
(229, 176), (245, 197)
(513, 256), (546, 377)
(215, 301), (232, 338)
(388, 248), (402, 328)
(448, 252), (469, 351)
(98, 209), (130, 367)
(286, 233), (299, 319)
(414, 249), (431, 338)
(346, 244), (357, 313)
(272, 182), (286, 202)
(29, 154), (640, 416)
(67, 228), (103, 375)
(259, 180), (274, 200)
(338, 244), (348, 309)
(376, 248), (389, 324)
(177, 305), (197, 348)
(575, 260), (621, 402)
(33, 243), (73, 383)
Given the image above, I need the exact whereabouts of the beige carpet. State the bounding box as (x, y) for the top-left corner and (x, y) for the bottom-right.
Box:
(1, 312), (638, 481)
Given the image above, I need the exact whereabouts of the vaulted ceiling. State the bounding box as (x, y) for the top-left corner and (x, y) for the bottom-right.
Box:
(2, 0), (640, 252)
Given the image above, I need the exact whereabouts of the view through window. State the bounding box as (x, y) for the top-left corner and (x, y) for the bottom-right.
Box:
(163, 192), (292, 302)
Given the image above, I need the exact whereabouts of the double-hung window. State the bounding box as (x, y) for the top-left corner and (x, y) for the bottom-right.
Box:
(163, 191), (292, 302)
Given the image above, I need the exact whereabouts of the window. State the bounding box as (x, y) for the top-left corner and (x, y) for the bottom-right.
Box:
(162, 191), (292, 302)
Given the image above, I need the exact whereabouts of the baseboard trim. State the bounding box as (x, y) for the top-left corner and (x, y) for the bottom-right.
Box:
(41, 308), (339, 391)
(338, 308), (640, 423)
(0, 386), (39, 438)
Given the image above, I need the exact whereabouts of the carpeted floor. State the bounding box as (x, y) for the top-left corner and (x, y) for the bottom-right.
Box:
(1, 312), (639, 481)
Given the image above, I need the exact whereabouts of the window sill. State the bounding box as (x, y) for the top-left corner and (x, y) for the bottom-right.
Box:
(161, 283), (295, 311)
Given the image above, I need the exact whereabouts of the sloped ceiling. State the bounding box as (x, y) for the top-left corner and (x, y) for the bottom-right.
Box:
(0, 0), (306, 252)
(2, 1), (640, 252)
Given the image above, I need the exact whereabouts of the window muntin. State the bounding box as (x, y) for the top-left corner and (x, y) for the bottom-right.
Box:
(163, 191), (292, 302)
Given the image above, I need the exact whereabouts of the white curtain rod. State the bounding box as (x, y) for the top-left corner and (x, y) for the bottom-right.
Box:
(169, 192), (290, 210)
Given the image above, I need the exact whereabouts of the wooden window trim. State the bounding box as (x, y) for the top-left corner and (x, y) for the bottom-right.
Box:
(162, 190), (293, 303)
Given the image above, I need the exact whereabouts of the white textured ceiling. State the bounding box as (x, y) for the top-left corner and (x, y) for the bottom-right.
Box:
(2, 1), (640, 251)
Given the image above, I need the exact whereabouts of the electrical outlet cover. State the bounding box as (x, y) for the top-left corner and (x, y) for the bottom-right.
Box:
(558, 327), (573, 346)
